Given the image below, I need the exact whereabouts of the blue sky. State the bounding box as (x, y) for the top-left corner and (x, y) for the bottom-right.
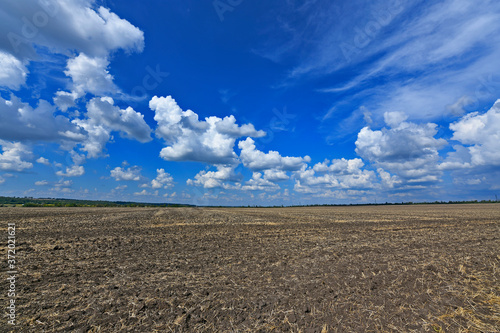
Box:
(1, 0), (499, 205)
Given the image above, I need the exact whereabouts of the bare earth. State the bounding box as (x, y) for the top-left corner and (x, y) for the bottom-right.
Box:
(1, 204), (499, 332)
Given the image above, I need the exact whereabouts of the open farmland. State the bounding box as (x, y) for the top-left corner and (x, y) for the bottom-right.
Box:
(1, 204), (499, 332)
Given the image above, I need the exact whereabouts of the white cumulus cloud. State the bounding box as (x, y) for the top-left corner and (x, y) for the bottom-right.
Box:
(238, 137), (310, 171)
(151, 168), (174, 189)
(66, 53), (117, 95)
(263, 169), (289, 181)
(73, 97), (151, 158)
(294, 158), (377, 193)
(242, 172), (280, 191)
(0, 94), (84, 143)
(1, 0), (144, 60)
(377, 168), (402, 188)
(134, 189), (158, 196)
(150, 96), (265, 164)
(187, 165), (241, 189)
(86, 97), (151, 142)
(56, 165), (85, 177)
(0, 140), (33, 172)
(111, 166), (142, 181)
(54, 53), (119, 109)
(36, 157), (51, 165)
(355, 112), (447, 184)
(0, 50), (28, 90)
(448, 99), (500, 166)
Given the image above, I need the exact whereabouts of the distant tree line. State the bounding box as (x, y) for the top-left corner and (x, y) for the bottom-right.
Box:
(0, 195), (497, 208)
(211, 199), (500, 208)
(0, 196), (192, 208)
(289, 199), (500, 207)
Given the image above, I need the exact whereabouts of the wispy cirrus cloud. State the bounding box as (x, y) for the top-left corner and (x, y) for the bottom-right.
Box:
(254, 0), (500, 126)
(319, 0), (500, 122)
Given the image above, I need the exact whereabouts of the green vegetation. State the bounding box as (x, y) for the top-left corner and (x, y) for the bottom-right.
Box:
(0, 195), (497, 208)
(215, 199), (500, 208)
(289, 199), (500, 207)
(0, 196), (192, 208)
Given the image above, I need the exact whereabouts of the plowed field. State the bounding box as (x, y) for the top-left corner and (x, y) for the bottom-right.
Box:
(1, 204), (499, 332)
